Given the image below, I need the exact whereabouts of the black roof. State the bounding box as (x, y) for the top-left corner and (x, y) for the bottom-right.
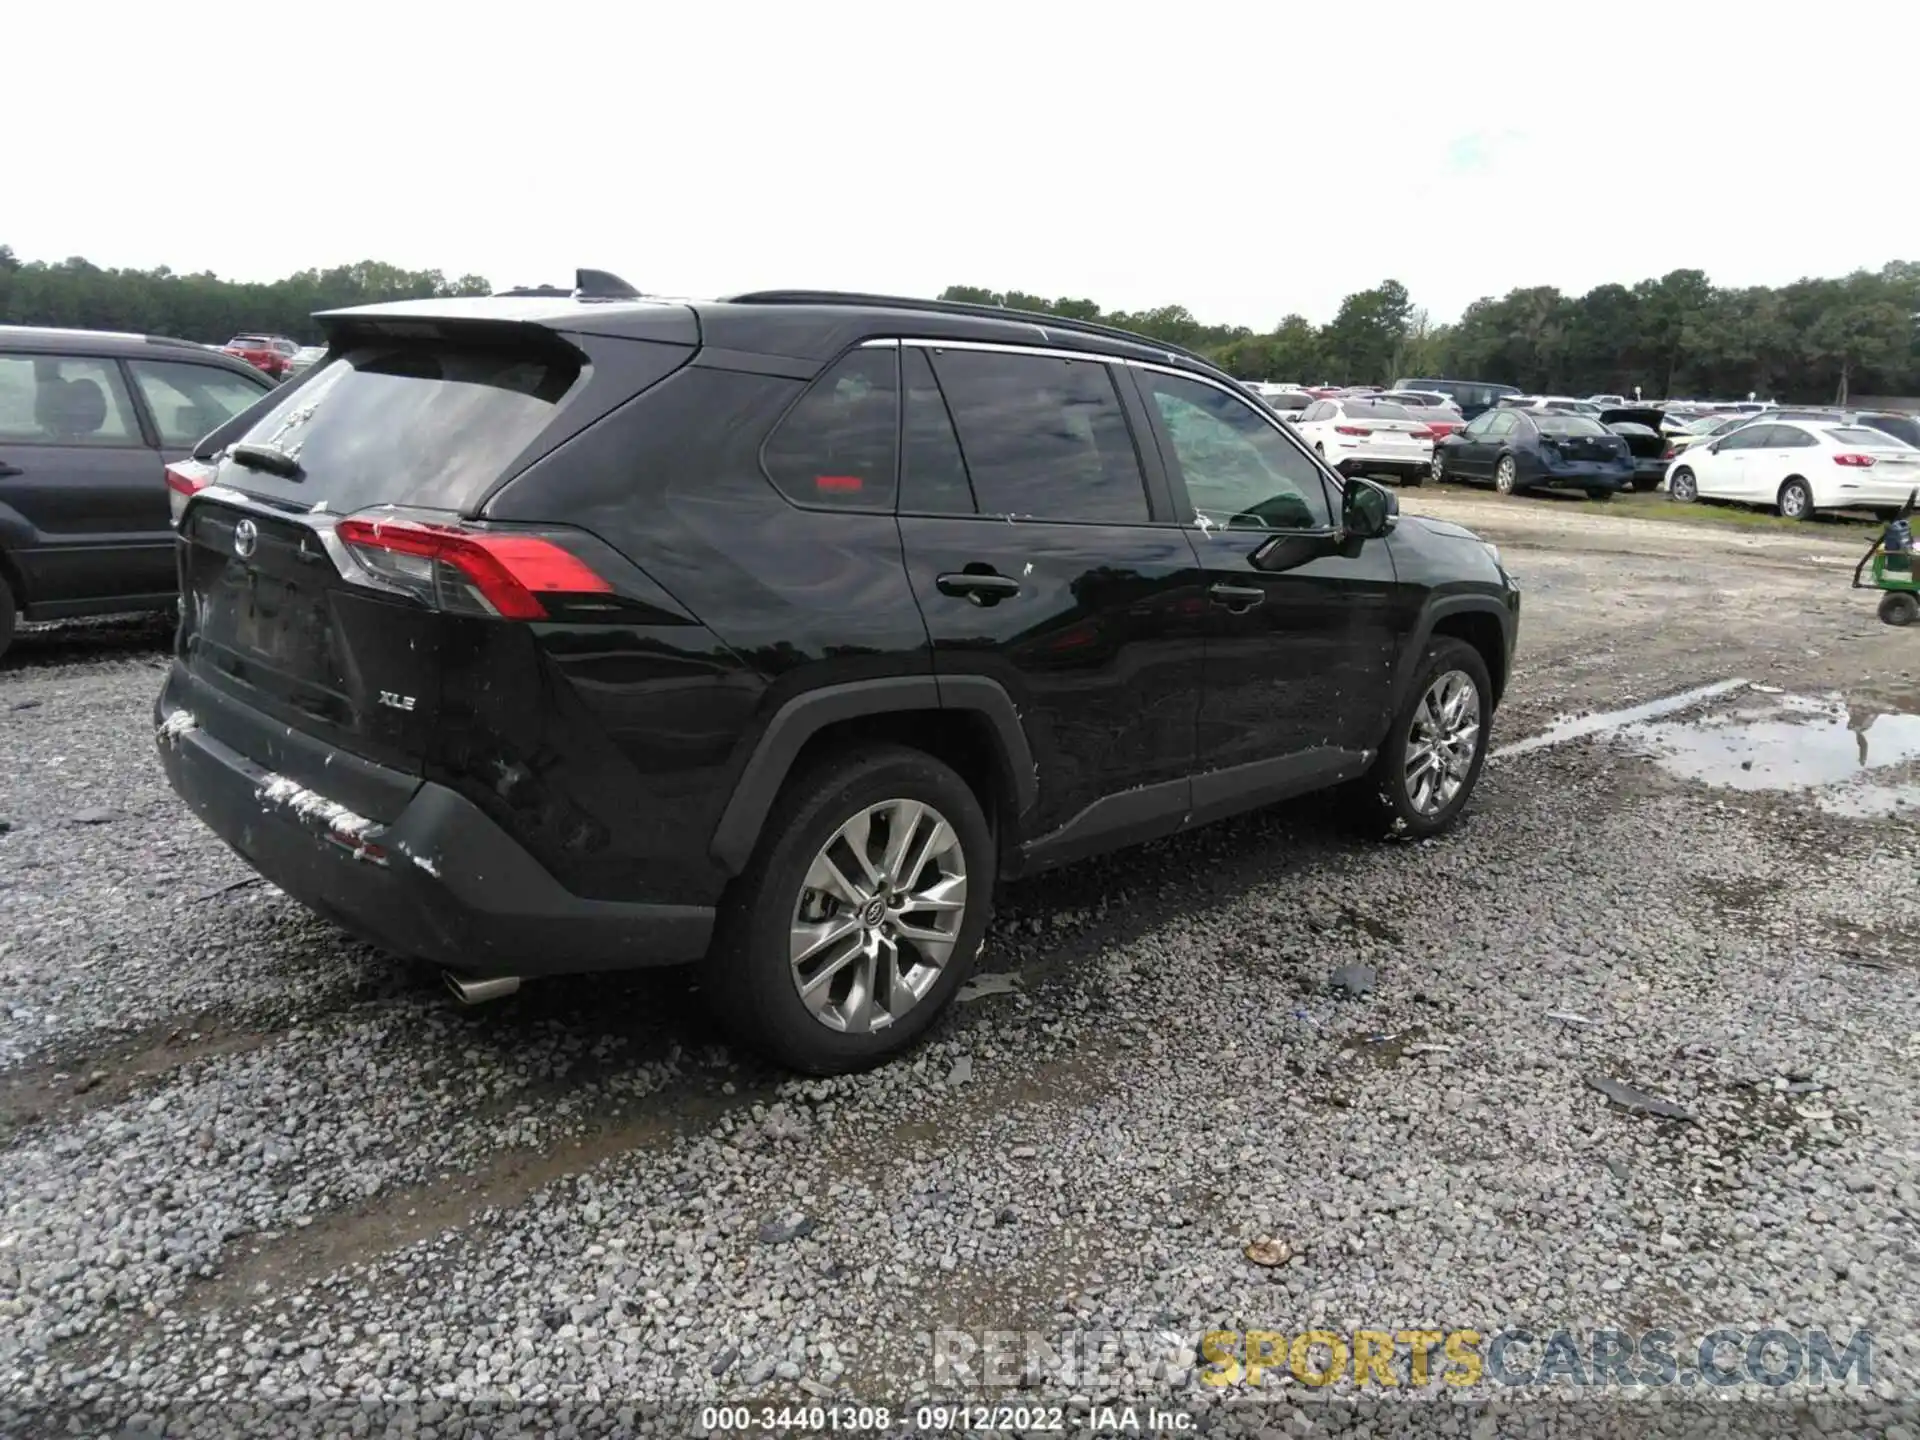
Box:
(319, 286), (1228, 380)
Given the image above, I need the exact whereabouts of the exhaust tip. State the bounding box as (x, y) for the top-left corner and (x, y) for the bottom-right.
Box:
(443, 971), (523, 1005)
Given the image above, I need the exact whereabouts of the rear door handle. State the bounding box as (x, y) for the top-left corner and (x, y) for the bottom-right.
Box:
(936, 572), (1021, 606)
(1208, 583), (1265, 612)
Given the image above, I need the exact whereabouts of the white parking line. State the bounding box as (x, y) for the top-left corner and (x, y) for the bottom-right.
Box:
(1491, 678), (1749, 761)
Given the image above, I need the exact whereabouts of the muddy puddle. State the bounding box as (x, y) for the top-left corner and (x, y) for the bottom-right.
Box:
(1614, 684), (1920, 816)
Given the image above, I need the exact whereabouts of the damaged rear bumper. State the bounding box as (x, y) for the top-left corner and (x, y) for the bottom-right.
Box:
(153, 699), (713, 977)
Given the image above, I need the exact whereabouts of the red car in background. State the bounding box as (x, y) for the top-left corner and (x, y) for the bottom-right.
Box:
(220, 334), (300, 380)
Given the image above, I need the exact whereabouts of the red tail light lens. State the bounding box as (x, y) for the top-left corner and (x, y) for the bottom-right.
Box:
(1334, 425), (1371, 436)
(336, 517), (611, 619)
(1833, 453), (1877, 468)
(165, 459), (217, 527)
(1661, 446), (1680, 460)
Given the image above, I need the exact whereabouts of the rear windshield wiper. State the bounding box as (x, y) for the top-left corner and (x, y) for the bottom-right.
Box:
(227, 442), (303, 480)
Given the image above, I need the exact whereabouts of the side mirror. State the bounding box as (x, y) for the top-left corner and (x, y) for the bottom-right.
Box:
(1342, 478), (1397, 540)
(1707, 442), (1722, 455)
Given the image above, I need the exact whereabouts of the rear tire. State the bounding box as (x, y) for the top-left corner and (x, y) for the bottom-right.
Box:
(1880, 591), (1920, 627)
(1493, 455), (1517, 495)
(0, 576), (15, 662)
(1669, 467), (1698, 503)
(1345, 636), (1493, 840)
(706, 744), (994, 1075)
(1402, 467), (1425, 488)
(1778, 477), (1814, 521)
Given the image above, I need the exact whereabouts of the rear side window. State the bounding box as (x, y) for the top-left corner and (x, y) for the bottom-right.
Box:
(927, 349), (1147, 523)
(129, 358), (270, 446)
(899, 347), (974, 515)
(762, 349), (900, 512)
(0, 353), (141, 447)
(226, 340), (583, 512)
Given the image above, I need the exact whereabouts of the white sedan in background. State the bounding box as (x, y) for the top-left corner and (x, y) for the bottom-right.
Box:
(1665, 420), (1920, 519)
(1291, 397), (1435, 485)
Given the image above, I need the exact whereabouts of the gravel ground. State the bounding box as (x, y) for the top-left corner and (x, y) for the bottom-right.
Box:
(3, 499), (1919, 1439)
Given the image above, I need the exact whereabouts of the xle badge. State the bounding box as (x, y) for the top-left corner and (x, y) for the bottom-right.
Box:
(377, 692), (417, 712)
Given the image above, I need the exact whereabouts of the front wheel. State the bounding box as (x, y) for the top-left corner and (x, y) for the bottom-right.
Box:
(1778, 477), (1815, 521)
(1346, 637), (1493, 839)
(1880, 591), (1920, 627)
(1669, 467), (1698, 503)
(1493, 456), (1518, 495)
(707, 744), (994, 1074)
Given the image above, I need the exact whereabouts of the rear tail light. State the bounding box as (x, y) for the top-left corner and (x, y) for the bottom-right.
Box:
(1334, 425), (1371, 436)
(1834, 453), (1877, 468)
(335, 516), (612, 619)
(1661, 445), (1680, 460)
(165, 459), (217, 527)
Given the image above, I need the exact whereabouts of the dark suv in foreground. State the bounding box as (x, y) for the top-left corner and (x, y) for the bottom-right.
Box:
(155, 280), (1519, 1073)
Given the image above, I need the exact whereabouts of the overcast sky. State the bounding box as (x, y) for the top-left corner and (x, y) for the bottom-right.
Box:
(12, 2), (1918, 329)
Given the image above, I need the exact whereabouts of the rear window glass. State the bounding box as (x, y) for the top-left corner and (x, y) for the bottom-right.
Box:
(1536, 415), (1607, 436)
(1269, 391), (1313, 407)
(1345, 401), (1412, 420)
(1829, 426), (1903, 446)
(228, 336), (269, 347)
(225, 341), (583, 512)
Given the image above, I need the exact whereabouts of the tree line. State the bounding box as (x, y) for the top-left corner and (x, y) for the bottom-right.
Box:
(0, 246), (492, 346)
(945, 265), (1920, 404)
(4, 244), (1914, 404)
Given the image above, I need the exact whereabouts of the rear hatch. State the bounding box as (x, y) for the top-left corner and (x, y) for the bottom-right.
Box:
(172, 310), (695, 787)
(1600, 410), (1669, 461)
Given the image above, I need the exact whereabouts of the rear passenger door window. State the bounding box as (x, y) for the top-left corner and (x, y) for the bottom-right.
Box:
(127, 359), (271, 448)
(925, 348), (1148, 523)
(0, 354), (142, 447)
(899, 346), (976, 516)
(762, 348), (899, 512)
(1138, 373), (1331, 531)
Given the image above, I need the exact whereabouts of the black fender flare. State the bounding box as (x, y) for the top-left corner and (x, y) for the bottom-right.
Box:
(1391, 593), (1517, 710)
(708, 675), (1036, 874)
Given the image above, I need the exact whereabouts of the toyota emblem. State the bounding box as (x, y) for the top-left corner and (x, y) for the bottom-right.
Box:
(233, 518), (258, 559)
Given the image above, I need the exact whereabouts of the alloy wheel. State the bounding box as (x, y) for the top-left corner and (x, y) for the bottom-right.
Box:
(788, 799), (967, 1033)
(1494, 458), (1516, 494)
(1670, 469), (1697, 503)
(1430, 453), (1446, 483)
(1779, 481), (1811, 520)
(1404, 670), (1481, 817)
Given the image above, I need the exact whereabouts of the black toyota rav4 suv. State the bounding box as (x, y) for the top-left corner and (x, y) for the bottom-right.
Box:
(155, 277), (1519, 1073)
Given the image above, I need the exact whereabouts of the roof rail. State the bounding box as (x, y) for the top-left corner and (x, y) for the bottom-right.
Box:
(723, 289), (1213, 366)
